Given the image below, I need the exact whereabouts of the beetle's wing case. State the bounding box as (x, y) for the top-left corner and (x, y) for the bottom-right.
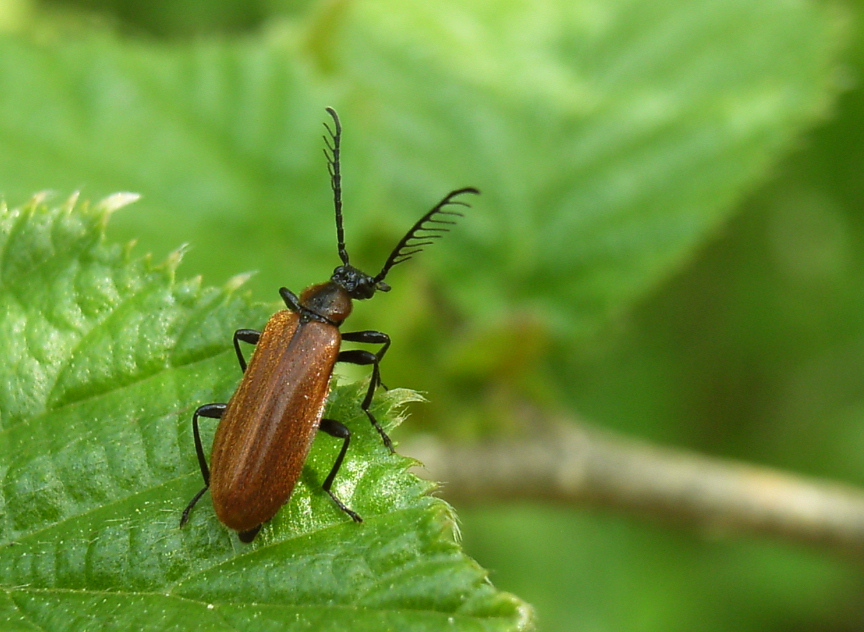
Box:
(209, 310), (342, 532)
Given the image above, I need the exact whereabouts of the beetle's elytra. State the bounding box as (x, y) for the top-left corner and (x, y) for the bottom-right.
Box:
(180, 107), (478, 542)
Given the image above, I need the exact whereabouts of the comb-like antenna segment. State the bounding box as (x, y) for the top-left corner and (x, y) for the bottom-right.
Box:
(374, 187), (479, 283)
(324, 107), (350, 265)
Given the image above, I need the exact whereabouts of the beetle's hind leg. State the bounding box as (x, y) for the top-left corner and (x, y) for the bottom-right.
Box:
(338, 330), (393, 452)
(319, 419), (363, 522)
(180, 403), (226, 527)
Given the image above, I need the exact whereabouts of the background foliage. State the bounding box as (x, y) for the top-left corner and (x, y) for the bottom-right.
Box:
(0, 0), (861, 629)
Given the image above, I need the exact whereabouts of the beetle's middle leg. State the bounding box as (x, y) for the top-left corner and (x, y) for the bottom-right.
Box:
(180, 403), (226, 527)
(319, 418), (363, 523)
(338, 330), (393, 452)
(233, 329), (260, 372)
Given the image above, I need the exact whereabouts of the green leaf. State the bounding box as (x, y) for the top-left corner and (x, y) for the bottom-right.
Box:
(0, 197), (531, 631)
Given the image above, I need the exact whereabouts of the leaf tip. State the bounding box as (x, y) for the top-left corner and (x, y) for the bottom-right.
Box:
(512, 601), (537, 631)
(97, 192), (141, 214)
(226, 271), (256, 292)
(166, 243), (191, 271)
(62, 191), (80, 212)
(28, 190), (53, 207)
(123, 238), (138, 257)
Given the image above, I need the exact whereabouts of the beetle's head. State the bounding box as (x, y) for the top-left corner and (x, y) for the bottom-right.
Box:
(331, 264), (391, 300)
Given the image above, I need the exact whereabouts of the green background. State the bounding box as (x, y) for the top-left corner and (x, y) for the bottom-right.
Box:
(1, 0), (863, 629)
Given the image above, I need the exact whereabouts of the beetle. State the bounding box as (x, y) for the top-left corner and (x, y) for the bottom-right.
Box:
(179, 107), (478, 542)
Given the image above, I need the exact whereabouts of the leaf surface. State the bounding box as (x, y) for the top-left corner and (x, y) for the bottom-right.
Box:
(0, 197), (531, 631)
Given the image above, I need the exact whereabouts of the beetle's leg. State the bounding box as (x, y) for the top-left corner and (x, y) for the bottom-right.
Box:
(279, 287), (302, 312)
(340, 330), (390, 388)
(191, 403), (226, 485)
(233, 329), (260, 373)
(318, 419), (363, 523)
(338, 330), (393, 452)
(180, 403), (226, 527)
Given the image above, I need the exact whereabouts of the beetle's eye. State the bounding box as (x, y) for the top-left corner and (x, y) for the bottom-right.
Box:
(358, 279), (377, 299)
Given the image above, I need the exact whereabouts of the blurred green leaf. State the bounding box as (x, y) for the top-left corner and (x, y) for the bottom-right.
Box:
(0, 197), (531, 631)
(0, 0), (843, 339)
(328, 0), (843, 335)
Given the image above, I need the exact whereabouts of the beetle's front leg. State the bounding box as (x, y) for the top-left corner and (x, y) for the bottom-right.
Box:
(338, 330), (393, 452)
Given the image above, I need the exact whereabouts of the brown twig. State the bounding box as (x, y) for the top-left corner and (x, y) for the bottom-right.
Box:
(403, 420), (864, 560)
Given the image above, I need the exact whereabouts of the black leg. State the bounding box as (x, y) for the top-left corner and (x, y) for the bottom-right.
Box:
(180, 403), (226, 527)
(319, 419), (363, 522)
(338, 330), (394, 452)
(179, 486), (209, 528)
(233, 329), (260, 373)
(279, 287), (302, 312)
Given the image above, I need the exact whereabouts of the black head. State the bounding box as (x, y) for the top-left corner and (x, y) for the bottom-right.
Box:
(331, 264), (389, 300)
(322, 107), (478, 301)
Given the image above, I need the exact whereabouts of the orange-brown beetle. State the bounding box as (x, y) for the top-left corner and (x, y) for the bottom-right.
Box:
(180, 107), (477, 542)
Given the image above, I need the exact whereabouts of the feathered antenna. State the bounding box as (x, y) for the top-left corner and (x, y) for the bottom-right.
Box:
(374, 187), (479, 283)
(323, 107), (350, 266)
